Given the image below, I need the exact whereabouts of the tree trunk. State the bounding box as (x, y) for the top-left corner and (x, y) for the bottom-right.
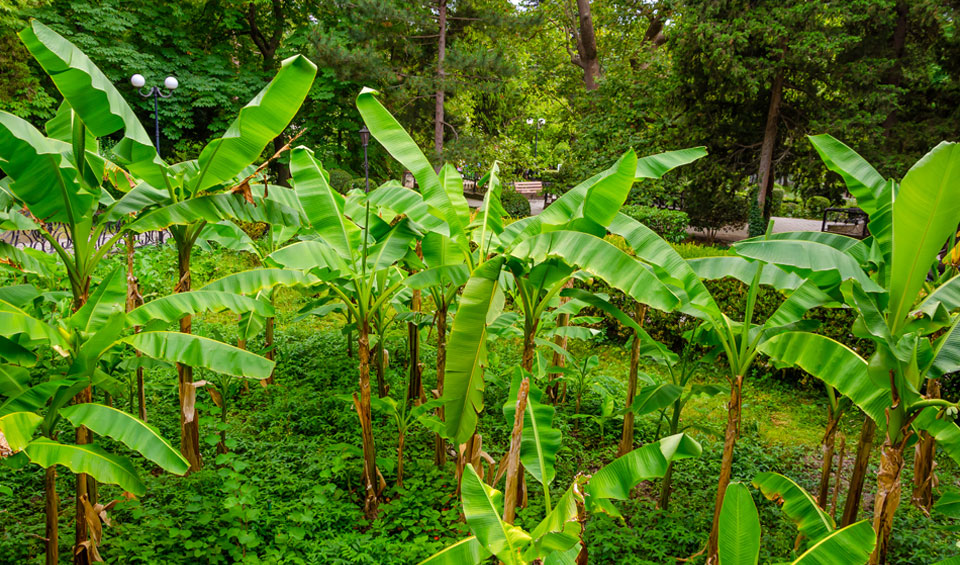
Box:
(434, 303), (448, 467)
(397, 433), (406, 489)
(521, 324), (537, 372)
(547, 281), (573, 402)
(912, 379), (939, 511)
(71, 283), (92, 565)
(407, 287), (423, 403)
(658, 401), (683, 510)
(882, 0), (908, 134)
(575, 0), (600, 90)
(176, 242), (203, 472)
(756, 67), (784, 217)
(272, 136), (291, 186)
(503, 378), (530, 524)
(125, 234), (147, 421)
(356, 319), (380, 519)
(841, 415), (877, 527)
(619, 304), (646, 456)
(831, 434), (847, 518)
(434, 0), (447, 157)
(817, 414), (840, 509)
(45, 465), (58, 565)
(871, 438), (906, 564)
(706, 375), (744, 564)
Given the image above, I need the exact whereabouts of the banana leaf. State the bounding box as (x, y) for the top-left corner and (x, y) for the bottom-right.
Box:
(123, 332), (274, 380)
(59, 403), (188, 475)
(126, 291), (273, 327)
(0, 411), (43, 451)
(24, 437), (146, 495)
(460, 464), (530, 565)
(790, 520), (875, 565)
(807, 134), (886, 216)
(718, 482), (760, 565)
(752, 472), (834, 544)
(290, 146), (360, 259)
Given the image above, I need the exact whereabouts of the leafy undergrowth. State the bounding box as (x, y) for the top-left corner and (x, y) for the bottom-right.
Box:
(1, 246), (958, 563)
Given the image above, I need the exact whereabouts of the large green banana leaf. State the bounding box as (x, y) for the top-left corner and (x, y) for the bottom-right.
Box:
(917, 274), (960, 317)
(460, 464), (530, 565)
(443, 257), (504, 444)
(0, 411), (43, 451)
(477, 162), (507, 239)
(765, 281), (836, 329)
(580, 149), (638, 227)
(265, 241), (348, 278)
(790, 520), (875, 565)
(509, 230), (679, 313)
(586, 433), (701, 515)
(757, 332), (888, 428)
(126, 291), (273, 327)
(405, 265), (471, 291)
(0, 242), (49, 277)
(127, 192), (301, 233)
(689, 257), (807, 291)
(626, 383), (683, 416)
(0, 364), (30, 398)
(525, 485), (583, 560)
(198, 221), (259, 254)
(199, 268), (319, 295)
(807, 135), (886, 216)
(718, 482), (760, 565)
(18, 21), (167, 187)
(418, 537), (489, 565)
(290, 147), (360, 259)
(123, 332), (274, 379)
(59, 403), (188, 474)
(190, 55), (316, 192)
(102, 181), (171, 222)
(868, 180), (896, 276)
(68, 266), (125, 333)
(0, 302), (66, 348)
(607, 212), (718, 319)
(439, 163), (471, 228)
(356, 88), (466, 242)
(742, 231), (870, 266)
(0, 379), (77, 417)
(367, 219), (417, 271)
(0, 112), (92, 224)
(912, 407), (960, 466)
(365, 183), (448, 236)
(24, 437), (146, 495)
(928, 318), (960, 380)
(888, 142), (960, 333)
(752, 472), (834, 544)
(734, 240), (882, 294)
(635, 146), (708, 179)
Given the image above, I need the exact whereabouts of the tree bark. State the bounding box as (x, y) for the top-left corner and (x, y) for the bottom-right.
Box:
(407, 287), (423, 403)
(706, 375), (744, 564)
(912, 379), (940, 511)
(547, 280), (574, 402)
(356, 319), (380, 519)
(756, 67), (784, 217)
(503, 378), (530, 524)
(125, 233), (147, 421)
(871, 438), (906, 564)
(574, 0), (600, 90)
(71, 282), (92, 565)
(397, 433), (406, 489)
(817, 414), (840, 509)
(658, 402), (683, 510)
(176, 242), (203, 472)
(434, 303), (448, 467)
(45, 465), (58, 565)
(434, 0), (447, 157)
(841, 415), (877, 527)
(619, 303), (646, 456)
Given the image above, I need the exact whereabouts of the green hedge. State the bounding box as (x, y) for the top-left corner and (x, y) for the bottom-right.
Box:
(501, 186), (531, 218)
(621, 205), (689, 243)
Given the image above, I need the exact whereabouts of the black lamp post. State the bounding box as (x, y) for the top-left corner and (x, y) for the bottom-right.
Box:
(130, 73), (178, 154)
(526, 117), (545, 159)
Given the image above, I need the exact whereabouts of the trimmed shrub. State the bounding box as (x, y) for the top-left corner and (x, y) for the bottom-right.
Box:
(501, 186), (531, 218)
(780, 202), (799, 217)
(805, 195), (831, 217)
(684, 181), (748, 240)
(621, 205), (689, 243)
(327, 169), (354, 194)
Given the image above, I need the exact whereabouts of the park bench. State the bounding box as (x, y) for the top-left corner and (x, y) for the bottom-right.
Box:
(821, 207), (869, 239)
(514, 180), (557, 206)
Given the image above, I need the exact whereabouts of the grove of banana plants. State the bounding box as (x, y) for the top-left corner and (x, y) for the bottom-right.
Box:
(2, 21), (960, 565)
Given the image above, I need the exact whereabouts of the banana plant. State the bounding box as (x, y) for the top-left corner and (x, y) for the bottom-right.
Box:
(719, 475), (876, 564)
(368, 389), (444, 488)
(0, 266), (272, 563)
(735, 135), (960, 563)
(419, 433), (702, 564)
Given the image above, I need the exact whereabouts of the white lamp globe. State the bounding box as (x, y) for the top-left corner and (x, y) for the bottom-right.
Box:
(130, 74), (146, 88)
(164, 76), (179, 90)
(526, 118), (534, 125)
(538, 118), (546, 126)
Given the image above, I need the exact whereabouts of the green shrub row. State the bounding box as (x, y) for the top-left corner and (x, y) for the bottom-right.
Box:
(620, 205), (690, 243)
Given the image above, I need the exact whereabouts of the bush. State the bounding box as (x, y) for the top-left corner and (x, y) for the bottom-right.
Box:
(780, 202), (799, 217)
(327, 169), (354, 194)
(805, 195), (831, 217)
(671, 242), (733, 259)
(501, 186), (531, 218)
(770, 187), (784, 216)
(621, 205), (689, 243)
(684, 181), (748, 240)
